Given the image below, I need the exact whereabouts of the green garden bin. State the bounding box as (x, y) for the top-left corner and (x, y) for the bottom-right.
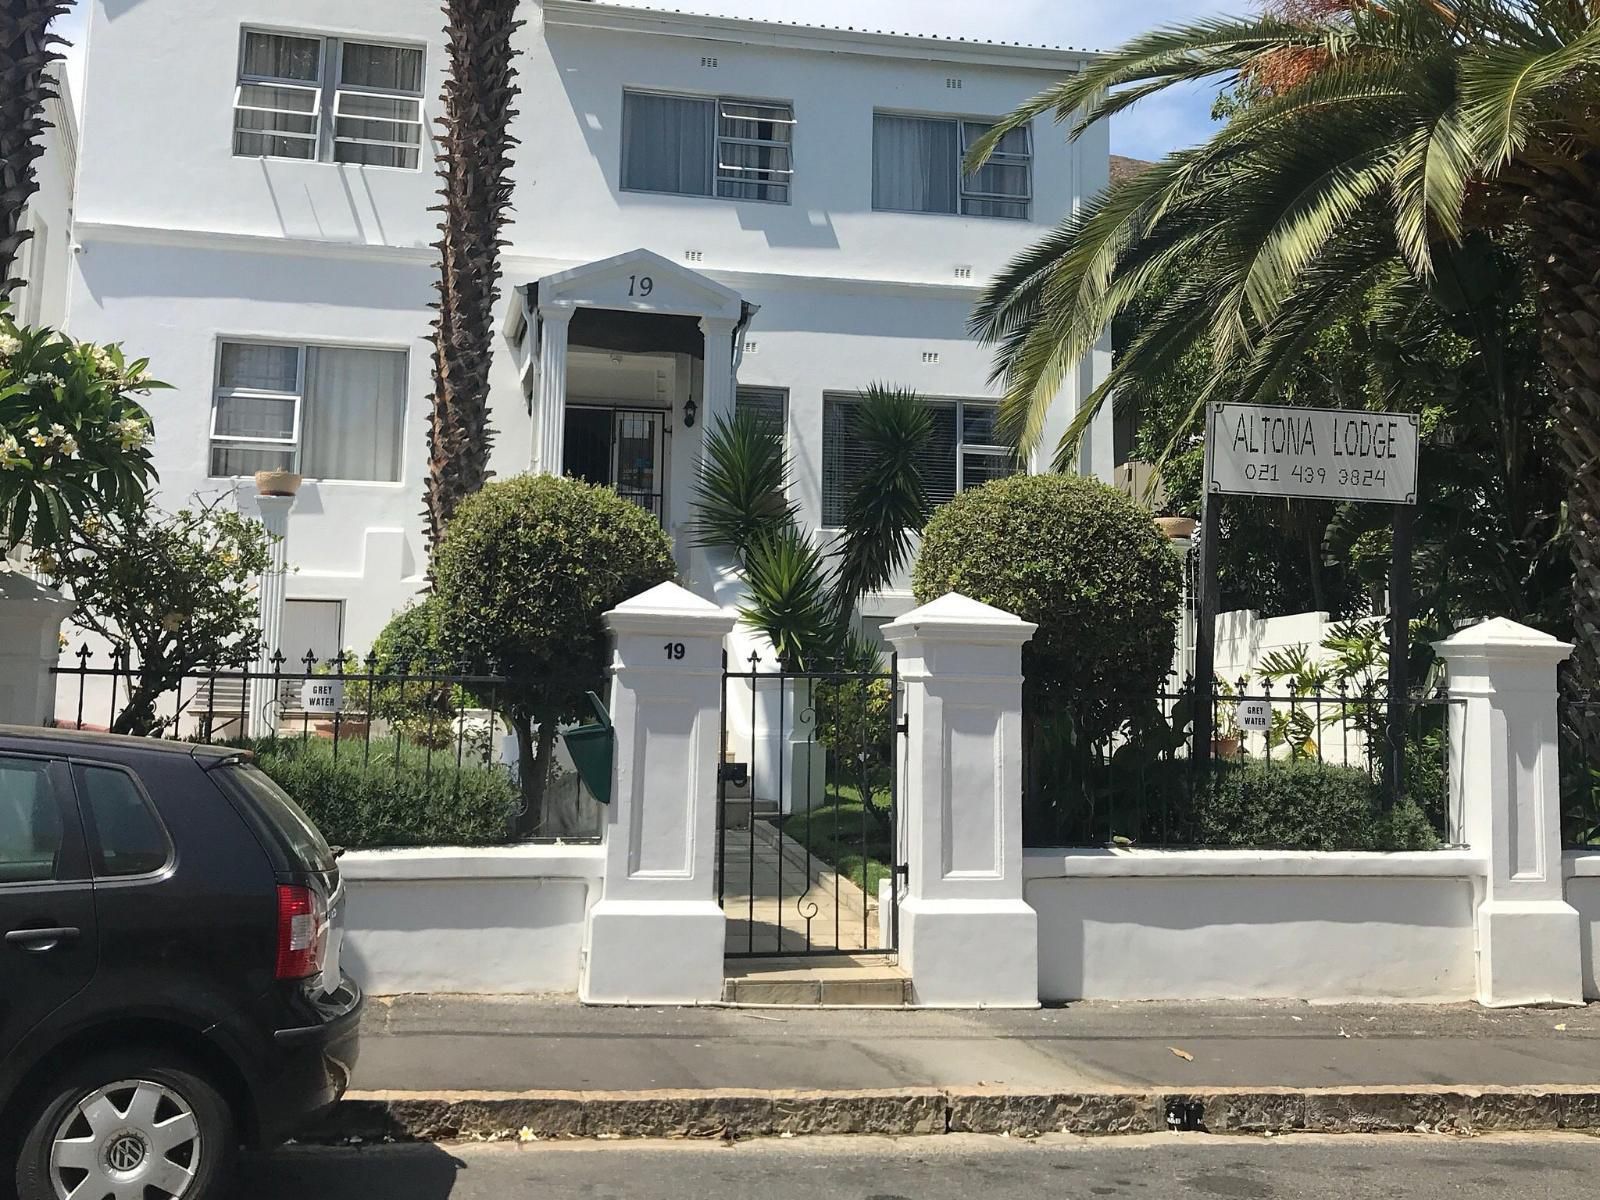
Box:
(562, 691), (614, 806)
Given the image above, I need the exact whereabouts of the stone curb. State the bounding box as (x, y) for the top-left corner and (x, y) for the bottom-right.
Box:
(312, 1086), (1600, 1144)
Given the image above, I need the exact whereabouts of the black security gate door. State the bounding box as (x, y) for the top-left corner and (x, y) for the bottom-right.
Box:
(716, 655), (904, 958)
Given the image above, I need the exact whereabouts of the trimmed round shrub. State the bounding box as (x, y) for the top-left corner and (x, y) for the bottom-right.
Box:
(431, 475), (677, 831)
(912, 474), (1182, 739)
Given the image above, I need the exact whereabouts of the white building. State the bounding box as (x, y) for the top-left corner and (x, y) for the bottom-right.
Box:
(65, 0), (1111, 656)
(11, 67), (76, 330)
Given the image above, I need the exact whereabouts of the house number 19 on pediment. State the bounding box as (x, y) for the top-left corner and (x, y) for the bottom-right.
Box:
(629, 275), (654, 297)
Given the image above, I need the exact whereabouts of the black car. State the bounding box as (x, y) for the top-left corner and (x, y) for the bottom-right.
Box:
(0, 727), (362, 1200)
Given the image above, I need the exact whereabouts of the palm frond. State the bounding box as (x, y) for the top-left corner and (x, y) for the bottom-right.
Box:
(691, 409), (798, 559)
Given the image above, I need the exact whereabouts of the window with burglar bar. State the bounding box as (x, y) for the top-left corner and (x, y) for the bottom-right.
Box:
(209, 340), (408, 483)
(621, 91), (795, 203)
(234, 29), (425, 170)
(821, 395), (1019, 528)
(872, 112), (1032, 220)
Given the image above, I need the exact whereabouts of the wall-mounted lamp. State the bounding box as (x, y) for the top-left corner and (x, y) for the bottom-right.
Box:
(682, 397), (699, 429)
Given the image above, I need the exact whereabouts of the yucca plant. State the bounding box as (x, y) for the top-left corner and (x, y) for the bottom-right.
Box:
(424, 0), (522, 549)
(0, 1), (71, 297)
(695, 385), (936, 667)
(969, 0), (1600, 681)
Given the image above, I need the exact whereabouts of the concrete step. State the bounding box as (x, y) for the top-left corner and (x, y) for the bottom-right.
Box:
(722, 955), (910, 1006)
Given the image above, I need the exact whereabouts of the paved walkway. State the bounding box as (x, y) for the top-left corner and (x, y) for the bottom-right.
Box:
(352, 995), (1600, 1095)
(719, 818), (885, 956)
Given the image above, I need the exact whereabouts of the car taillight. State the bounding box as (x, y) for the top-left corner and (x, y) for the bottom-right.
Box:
(276, 884), (327, 981)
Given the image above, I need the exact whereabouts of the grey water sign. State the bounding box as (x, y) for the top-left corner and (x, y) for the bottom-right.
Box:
(1207, 403), (1419, 505)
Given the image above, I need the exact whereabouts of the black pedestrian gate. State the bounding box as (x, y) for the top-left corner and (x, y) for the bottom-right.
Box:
(717, 654), (904, 958)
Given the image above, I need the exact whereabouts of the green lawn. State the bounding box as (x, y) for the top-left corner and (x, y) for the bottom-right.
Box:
(780, 788), (894, 896)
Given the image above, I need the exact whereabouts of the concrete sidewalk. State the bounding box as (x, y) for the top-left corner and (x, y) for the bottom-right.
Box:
(353, 995), (1600, 1094)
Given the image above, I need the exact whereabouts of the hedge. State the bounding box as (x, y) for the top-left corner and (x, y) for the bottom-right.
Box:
(245, 737), (520, 850)
(1192, 759), (1440, 852)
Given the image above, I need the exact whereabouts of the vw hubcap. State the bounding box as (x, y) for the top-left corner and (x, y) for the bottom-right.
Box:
(49, 1079), (201, 1200)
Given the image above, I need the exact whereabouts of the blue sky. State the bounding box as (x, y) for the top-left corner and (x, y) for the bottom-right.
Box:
(54, 0), (1235, 159)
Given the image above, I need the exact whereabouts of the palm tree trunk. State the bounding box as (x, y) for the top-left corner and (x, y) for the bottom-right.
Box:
(1527, 168), (1600, 692)
(0, 1), (70, 300)
(425, 0), (522, 550)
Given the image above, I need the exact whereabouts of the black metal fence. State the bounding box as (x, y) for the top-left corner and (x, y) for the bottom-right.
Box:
(1026, 676), (1460, 850)
(1560, 693), (1600, 848)
(48, 649), (607, 843)
(718, 653), (904, 958)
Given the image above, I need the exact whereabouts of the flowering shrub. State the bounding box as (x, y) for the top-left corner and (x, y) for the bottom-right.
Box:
(0, 309), (161, 550)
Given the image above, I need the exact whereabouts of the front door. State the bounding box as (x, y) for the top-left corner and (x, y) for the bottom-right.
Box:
(0, 755), (97, 1056)
(563, 407), (666, 523)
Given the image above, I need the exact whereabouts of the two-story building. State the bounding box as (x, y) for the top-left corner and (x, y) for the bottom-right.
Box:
(64, 0), (1110, 655)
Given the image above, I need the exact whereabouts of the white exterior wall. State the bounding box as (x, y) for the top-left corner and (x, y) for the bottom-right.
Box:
(67, 0), (1108, 642)
(1564, 854), (1600, 1000)
(14, 69), (77, 330)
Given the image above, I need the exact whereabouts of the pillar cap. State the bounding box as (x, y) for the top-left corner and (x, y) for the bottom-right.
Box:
(1434, 617), (1574, 666)
(605, 581), (737, 638)
(882, 592), (1037, 646)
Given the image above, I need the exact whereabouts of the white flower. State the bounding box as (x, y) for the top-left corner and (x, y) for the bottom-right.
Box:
(86, 345), (116, 376)
(60, 434), (79, 457)
(0, 435), (24, 468)
(0, 332), (19, 359)
(20, 373), (54, 391)
(27, 426), (47, 448)
(115, 416), (150, 450)
(48, 423), (66, 440)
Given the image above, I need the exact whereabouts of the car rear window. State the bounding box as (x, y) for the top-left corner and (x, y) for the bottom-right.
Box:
(216, 762), (337, 874)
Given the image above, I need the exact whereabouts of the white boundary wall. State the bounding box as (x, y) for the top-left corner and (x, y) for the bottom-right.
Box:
(340, 845), (603, 996)
(1026, 851), (1481, 1002)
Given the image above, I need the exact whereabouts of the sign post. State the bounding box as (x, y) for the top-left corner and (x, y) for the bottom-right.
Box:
(1198, 403), (1420, 799)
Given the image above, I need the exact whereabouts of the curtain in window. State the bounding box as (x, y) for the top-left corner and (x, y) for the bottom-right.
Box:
(241, 32), (322, 82)
(873, 115), (958, 214)
(341, 42), (424, 92)
(300, 347), (407, 482)
(623, 93), (713, 196)
(220, 343), (299, 392)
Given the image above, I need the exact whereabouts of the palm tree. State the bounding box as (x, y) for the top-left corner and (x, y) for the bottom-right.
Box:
(0, 0), (71, 299)
(969, 0), (1600, 682)
(424, 0), (522, 550)
(693, 386), (936, 669)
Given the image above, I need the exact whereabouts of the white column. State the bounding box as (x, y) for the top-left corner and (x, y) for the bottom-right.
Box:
(1435, 618), (1583, 1007)
(251, 494), (293, 734)
(699, 316), (738, 433)
(0, 571), (73, 724)
(582, 581), (737, 1005)
(536, 305), (575, 476)
(882, 593), (1040, 1008)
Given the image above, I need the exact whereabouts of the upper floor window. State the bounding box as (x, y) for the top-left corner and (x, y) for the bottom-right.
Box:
(210, 340), (408, 483)
(822, 395), (1019, 527)
(872, 113), (1032, 220)
(621, 91), (795, 204)
(234, 30), (425, 170)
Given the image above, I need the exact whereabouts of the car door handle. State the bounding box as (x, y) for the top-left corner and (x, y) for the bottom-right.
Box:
(4, 927), (81, 951)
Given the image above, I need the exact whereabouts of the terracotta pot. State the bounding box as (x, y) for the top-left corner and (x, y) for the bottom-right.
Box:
(254, 469), (303, 497)
(1156, 515), (1198, 540)
(1213, 736), (1243, 760)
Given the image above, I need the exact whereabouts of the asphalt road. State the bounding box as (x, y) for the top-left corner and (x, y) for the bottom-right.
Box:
(239, 1133), (1600, 1199)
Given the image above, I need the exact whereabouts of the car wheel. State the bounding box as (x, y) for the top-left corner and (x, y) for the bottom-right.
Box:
(13, 1050), (237, 1200)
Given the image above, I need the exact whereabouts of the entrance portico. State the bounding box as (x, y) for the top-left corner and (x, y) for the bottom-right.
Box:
(511, 250), (752, 561)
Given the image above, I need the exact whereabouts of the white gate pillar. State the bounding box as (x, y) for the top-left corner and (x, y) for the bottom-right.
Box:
(883, 593), (1039, 1008)
(581, 581), (736, 1005)
(1436, 618), (1583, 1007)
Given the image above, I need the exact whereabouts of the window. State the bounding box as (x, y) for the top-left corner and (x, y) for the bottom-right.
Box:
(0, 758), (63, 885)
(210, 341), (408, 483)
(234, 29), (424, 169)
(872, 113), (1031, 220)
(77, 767), (170, 879)
(736, 386), (787, 444)
(622, 91), (794, 203)
(822, 395), (1019, 527)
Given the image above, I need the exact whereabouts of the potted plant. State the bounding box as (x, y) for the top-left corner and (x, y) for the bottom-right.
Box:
(1155, 510), (1198, 541)
(254, 469), (302, 497)
(1213, 676), (1244, 759)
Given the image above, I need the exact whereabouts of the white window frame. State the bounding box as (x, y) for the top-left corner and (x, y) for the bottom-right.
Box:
(208, 338), (409, 484)
(872, 110), (1034, 221)
(234, 28), (425, 171)
(822, 394), (1019, 527)
(620, 89), (796, 205)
